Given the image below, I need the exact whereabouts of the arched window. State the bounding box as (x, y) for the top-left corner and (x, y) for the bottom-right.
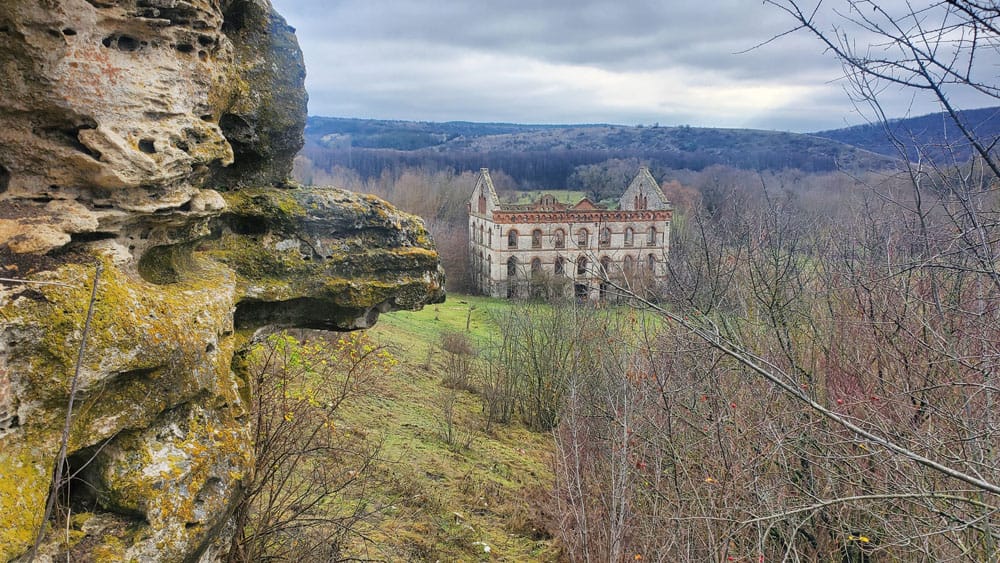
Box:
(647, 253), (656, 272)
(577, 256), (588, 276)
(531, 229), (543, 248)
(599, 227), (611, 247)
(600, 256), (612, 277)
(647, 226), (657, 246)
(478, 193), (487, 214)
(530, 257), (542, 276)
(489, 228), (493, 246)
(624, 227), (634, 246)
(507, 256), (518, 278)
(623, 255), (634, 274)
(554, 229), (566, 248)
(479, 225), (484, 244)
(554, 256), (565, 275)
(577, 228), (589, 247)
(508, 229), (519, 248)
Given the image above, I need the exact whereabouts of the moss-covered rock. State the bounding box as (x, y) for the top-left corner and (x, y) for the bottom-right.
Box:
(0, 1), (445, 560)
(210, 186), (446, 330)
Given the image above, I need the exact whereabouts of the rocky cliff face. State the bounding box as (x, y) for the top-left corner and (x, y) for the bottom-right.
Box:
(0, 1), (445, 560)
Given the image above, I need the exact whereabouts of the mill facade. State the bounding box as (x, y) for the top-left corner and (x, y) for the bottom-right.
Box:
(468, 167), (672, 300)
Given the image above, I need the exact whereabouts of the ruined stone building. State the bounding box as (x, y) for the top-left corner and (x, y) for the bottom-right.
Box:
(468, 168), (672, 300)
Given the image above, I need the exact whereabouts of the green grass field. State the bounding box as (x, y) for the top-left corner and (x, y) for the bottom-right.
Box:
(332, 294), (560, 561)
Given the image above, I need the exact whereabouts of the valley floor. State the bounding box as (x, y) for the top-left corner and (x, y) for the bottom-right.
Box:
(334, 294), (560, 561)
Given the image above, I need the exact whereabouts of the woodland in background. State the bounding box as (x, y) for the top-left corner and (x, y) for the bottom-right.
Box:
(289, 2), (1000, 559)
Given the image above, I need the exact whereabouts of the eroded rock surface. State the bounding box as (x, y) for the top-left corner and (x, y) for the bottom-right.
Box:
(0, 1), (444, 560)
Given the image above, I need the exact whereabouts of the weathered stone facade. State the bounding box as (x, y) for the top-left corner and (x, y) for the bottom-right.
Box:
(469, 168), (672, 300)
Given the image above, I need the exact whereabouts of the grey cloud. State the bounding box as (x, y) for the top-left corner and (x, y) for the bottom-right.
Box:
(271, 0), (993, 132)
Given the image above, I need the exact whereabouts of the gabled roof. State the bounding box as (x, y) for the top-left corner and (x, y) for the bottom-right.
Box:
(620, 167), (671, 210)
(473, 168), (501, 209)
(572, 198), (601, 210)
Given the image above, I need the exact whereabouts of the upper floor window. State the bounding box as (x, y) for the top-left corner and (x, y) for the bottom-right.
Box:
(554, 229), (566, 249)
(508, 229), (519, 248)
(480, 225), (484, 244)
(577, 228), (589, 247)
(624, 227), (634, 246)
(647, 226), (657, 246)
(599, 227), (611, 247)
(531, 229), (543, 248)
(478, 194), (487, 214)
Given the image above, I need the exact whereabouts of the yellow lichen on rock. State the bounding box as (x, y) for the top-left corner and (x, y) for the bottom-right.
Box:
(0, 449), (49, 561)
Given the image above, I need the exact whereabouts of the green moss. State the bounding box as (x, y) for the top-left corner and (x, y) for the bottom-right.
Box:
(222, 189), (306, 228)
(90, 534), (127, 561)
(0, 448), (50, 561)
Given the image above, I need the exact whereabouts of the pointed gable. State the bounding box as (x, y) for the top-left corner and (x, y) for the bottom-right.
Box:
(620, 167), (670, 211)
(471, 168), (501, 217)
(572, 197), (600, 210)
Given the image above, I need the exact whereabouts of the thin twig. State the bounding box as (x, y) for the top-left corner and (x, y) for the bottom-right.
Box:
(0, 277), (81, 288)
(27, 262), (102, 561)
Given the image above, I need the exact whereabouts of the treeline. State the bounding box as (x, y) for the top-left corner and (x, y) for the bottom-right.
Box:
(299, 143), (870, 193)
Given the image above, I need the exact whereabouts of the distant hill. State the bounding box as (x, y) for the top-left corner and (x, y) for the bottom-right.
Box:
(303, 117), (898, 187)
(813, 106), (1000, 163)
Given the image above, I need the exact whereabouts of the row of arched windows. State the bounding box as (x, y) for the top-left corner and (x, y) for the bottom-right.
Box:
(503, 254), (658, 279)
(470, 221), (493, 246)
(500, 226), (660, 249)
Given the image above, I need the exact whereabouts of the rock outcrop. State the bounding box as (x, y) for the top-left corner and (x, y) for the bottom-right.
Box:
(0, 1), (444, 560)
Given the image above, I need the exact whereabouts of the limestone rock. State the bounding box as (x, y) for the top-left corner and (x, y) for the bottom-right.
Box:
(210, 0), (308, 188)
(0, 0), (445, 560)
(210, 187), (447, 330)
(0, 0), (306, 256)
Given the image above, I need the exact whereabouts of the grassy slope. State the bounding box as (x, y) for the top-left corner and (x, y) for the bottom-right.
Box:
(337, 294), (559, 561)
(510, 190), (588, 205)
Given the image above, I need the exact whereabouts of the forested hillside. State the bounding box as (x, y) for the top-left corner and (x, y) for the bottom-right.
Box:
(813, 106), (1000, 163)
(303, 117), (896, 190)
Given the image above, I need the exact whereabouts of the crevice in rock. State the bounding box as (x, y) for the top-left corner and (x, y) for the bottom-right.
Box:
(221, 0), (249, 35)
(34, 122), (102, 161)
(62, 28), (77, 36)
(138, 241), (196, 285)
(102, 34), (141, 52)
(223, 213), (268, 236)
(138, 138), (156, 154)
(62, 445), (106, 514)
(176, 43), (194, 54)
(219, 113), (254, 147)
(235, 297), (378, 331)
(69, 231), (118, 244)
(0, 164), (9, 193)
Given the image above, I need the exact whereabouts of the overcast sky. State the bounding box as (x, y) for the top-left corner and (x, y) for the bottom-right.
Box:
(269, 1), (995, 133)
